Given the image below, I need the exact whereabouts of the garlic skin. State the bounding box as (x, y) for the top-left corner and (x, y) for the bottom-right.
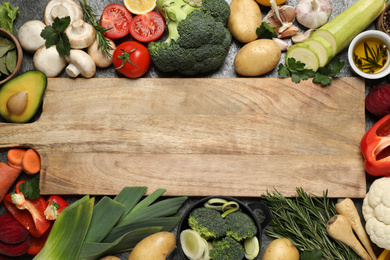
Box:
(291, 29), (314, 43)
(295, 0), (332, 29)
(263, 2), (295, 34)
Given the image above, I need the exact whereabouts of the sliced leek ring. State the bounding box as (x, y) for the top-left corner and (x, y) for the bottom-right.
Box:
(244, 236), (260, 260)
(180, 229), (207, 259)
(221, 201), (239, 218)
(204, 198), (228, 210)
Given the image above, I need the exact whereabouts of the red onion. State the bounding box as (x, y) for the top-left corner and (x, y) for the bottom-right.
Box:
(365, 84), (390, 117)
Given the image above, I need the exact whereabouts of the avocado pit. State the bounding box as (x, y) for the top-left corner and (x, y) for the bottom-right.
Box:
(6, 91), (28, 115)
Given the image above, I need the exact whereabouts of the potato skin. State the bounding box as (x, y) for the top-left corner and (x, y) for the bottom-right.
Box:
(234, 39), (281, 76)
(128, 232), (176, 260)
(228, 0), (262, 43)
(261, 238), (300, 260)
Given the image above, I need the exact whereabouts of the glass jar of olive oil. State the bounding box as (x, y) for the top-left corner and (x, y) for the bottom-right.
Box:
(353, 37), (390, 74)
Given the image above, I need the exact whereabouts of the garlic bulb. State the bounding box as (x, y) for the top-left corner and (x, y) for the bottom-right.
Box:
(295, 0), (332, 29)
(263, 3), (295, 34)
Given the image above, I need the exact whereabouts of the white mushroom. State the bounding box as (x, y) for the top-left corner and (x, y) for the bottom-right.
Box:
(65, 50), (96, 78)
(17, 20), (46, 53)
(65, 19), (96, 49)
(87, 37), (116, 68)
(33, 45), (67, 78)
(43, 0), (83, 26)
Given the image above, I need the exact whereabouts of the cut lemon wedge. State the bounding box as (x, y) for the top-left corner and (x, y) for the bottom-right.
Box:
(123, 0), (156, 15)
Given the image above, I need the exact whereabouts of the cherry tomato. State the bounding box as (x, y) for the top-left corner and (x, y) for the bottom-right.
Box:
(129, 12), (165, 43)
(113, 41), (151, 78)
(100, 3), (132, 39)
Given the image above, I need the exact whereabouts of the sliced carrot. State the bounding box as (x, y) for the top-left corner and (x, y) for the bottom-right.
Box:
(21, 149), (41, 175)
(0, 162), (22, 203)
(7, 148), (27, 170)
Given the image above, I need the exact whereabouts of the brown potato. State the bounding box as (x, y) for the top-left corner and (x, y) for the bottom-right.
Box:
(99, 256), (121, 260)
(128, 232), (176, 260)
(234, 39), (281, 76)
(262, 238), (300, 260)
(228, 0), (262, 43)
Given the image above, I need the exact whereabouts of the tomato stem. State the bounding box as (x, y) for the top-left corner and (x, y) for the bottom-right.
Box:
(116, 48), (138, 69)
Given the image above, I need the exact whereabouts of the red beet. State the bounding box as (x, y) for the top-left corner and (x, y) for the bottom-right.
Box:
(366, 84), (390, 117)
(0, 213), (29, 244)
(0, 235), (30, 256)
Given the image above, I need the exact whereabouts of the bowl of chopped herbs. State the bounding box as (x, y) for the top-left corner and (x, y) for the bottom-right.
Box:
(176, 196), (272, 260)
(0, 28), (23, 85)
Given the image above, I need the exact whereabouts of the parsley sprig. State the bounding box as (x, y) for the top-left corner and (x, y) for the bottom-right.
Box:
(40, 16), (71, 57)
(18, 177), (40, 200)
(256, 22), (278, 39)
(278, 56), (345, 87)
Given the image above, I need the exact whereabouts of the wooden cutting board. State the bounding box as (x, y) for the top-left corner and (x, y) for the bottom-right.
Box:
(0, 77), (366, 198)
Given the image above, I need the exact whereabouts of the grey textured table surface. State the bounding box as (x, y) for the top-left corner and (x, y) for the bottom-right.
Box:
(0, 0), (386, 259)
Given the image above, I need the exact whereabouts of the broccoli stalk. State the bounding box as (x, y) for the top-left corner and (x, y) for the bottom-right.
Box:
(148, 0), (231, 75)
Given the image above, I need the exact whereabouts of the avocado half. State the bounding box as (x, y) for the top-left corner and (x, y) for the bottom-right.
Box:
(0, 70), (47, 123)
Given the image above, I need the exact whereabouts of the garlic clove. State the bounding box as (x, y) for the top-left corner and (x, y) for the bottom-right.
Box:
(7, 91), (28, 115)
(263, 5), (296, 33)
(291, 29), (314, 43)
(278, 25), (299, 38)
(272, 38), (290, 51)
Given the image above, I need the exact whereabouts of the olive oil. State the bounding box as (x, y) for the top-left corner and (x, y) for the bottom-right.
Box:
(353, 37), (390, 74)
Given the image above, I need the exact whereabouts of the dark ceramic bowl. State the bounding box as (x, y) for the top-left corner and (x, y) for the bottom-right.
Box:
(175, 196), (272, 260)
(0, 28), (23, 86)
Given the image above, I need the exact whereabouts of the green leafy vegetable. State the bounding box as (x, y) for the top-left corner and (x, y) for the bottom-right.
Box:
(256, 22), (277, 39)
(18, 177), (40, 200)
(278, 56), (344, 86)
(40, 16), (71, 57)
(0, 2), (20, 33)
(79, 0), (114, 58)
(261, 187), (360, 260)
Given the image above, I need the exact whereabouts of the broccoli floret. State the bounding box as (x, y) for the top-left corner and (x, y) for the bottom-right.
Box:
(209, 237), (245, 260)
(224, 211), (258, 241)
(188, 207), (226, 240)
(148, 0), (231, 76)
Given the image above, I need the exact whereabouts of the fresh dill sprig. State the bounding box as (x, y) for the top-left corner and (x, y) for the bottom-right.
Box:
(79, 0), (113, 58)
(261, 187), (361, 260)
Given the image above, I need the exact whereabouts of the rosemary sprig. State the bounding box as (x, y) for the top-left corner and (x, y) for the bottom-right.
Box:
(78, 0), (113, 58)
(354, 41), (388, 73)
(261, 187), (360, 260)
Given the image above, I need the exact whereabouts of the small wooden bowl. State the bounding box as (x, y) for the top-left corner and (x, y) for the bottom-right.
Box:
(377, 4), (390, 36)
(0, 28), (23, 86)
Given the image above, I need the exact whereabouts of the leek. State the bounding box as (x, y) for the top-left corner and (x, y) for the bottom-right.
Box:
(34, 196), (94, 260)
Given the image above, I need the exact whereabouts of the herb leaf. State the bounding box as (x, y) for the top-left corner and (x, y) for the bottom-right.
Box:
(79, 0), (114, 58)
(0, 2), (21, 33)
(300, 249), (322, 260)
(19, 177), (40, 200)
(278, 56), (344, 87)
(40, 16), (71, 57)
(278, 57), (315, 83)
(256, 22), (278, 39)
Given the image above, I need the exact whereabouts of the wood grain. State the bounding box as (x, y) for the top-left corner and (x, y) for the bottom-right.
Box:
(0, 77), (366, 197)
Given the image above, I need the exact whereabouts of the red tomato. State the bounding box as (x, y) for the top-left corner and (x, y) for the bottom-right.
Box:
(113, 41), (151, 78)
(100, 3), (132, 39)
(129, 12), (165, 43)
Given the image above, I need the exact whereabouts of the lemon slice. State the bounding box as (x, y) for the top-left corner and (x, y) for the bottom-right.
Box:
(180, 229), (207, 259)
(244, 236), (260, 260)
(123, 0), (156, 15)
